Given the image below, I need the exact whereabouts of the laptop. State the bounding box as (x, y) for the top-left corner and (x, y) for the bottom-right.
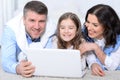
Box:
(25, 48), (87, 78)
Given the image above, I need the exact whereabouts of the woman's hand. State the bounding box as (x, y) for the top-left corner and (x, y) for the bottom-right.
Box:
(91, 63), (105, 76)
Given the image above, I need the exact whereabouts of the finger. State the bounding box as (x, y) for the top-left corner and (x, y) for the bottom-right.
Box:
(21, 65), (35, 75)
(22, 67), (35, 77)
(19, 60), (30, 67)
(98, 69), (105, 76)
(24, 66), (35, 72)
(94, 67), (105, 76)
(24, 61), (32, 67)
(24, 64), (35, 70)
(22, 73), (33, 78)
(24, 69), (35, 74)
(92, 65), (102, 76)
(92, 68), (99, 76)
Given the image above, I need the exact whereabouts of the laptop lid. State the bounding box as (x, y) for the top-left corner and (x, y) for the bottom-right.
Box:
(25, 48), (86, 78)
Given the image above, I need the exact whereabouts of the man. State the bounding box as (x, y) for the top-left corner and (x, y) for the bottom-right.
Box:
(1, 1), (56, 77)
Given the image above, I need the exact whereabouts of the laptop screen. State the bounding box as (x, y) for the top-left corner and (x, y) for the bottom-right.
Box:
(25, 48), (86, 78)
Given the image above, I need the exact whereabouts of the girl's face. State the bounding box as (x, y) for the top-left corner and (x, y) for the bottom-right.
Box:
(59, 18), (77, 42)
(85, 14), (104, 39)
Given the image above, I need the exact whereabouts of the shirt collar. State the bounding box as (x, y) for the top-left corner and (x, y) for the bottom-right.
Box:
(26, 33), (40, 42)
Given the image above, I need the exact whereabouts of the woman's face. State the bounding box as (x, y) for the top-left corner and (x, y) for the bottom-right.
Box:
(85, 14), (104, 39)
(59, 18), (77, 42)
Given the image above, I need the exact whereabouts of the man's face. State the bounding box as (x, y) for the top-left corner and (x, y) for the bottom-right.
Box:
(23, 10), (47, 39)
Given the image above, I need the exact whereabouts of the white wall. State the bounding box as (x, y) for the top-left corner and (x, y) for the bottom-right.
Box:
(0, 0), (31, 45)
(40, 0), (120, 24)
(0, 0), (120, 45)
(0, 0), (15, 45)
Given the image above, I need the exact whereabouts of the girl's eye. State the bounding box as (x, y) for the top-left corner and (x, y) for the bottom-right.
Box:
(69, 27), (74, 29)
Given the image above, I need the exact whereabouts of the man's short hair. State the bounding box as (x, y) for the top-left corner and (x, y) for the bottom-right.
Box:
(23, 1), (48, 16)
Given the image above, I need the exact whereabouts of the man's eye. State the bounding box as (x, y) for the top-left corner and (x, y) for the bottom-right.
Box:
(29, 19), (35, 22)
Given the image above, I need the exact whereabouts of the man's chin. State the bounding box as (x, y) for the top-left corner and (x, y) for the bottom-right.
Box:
(32, 36), (40, 39)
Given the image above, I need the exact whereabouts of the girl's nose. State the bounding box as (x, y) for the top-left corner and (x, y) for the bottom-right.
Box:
(64, 28), (69, 33)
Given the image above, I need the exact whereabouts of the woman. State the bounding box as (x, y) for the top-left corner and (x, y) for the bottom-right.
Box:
(81, 4), (120, 76)
(46, 12), (86, 70)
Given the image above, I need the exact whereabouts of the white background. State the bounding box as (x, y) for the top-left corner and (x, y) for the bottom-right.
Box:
(0, 0), (120, 45)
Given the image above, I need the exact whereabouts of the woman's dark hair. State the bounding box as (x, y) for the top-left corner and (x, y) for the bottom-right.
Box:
(56, 12), (83, 49)
(85, 4), (120, 47)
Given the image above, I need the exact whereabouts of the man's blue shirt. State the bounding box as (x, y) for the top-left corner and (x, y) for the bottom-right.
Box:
(1, 26), (51, 73)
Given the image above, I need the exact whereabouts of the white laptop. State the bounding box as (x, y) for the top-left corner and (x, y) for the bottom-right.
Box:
(25, 48), (86, 78)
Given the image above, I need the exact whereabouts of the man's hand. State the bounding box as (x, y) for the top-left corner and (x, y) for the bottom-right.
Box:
(16, 60), (35, 77)
(91, 63), (105, 76)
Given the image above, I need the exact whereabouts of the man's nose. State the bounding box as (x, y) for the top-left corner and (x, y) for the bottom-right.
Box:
(34, 22), (39, 29)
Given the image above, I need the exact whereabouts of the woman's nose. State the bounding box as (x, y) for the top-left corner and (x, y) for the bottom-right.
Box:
(86, 23), (92, 30)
